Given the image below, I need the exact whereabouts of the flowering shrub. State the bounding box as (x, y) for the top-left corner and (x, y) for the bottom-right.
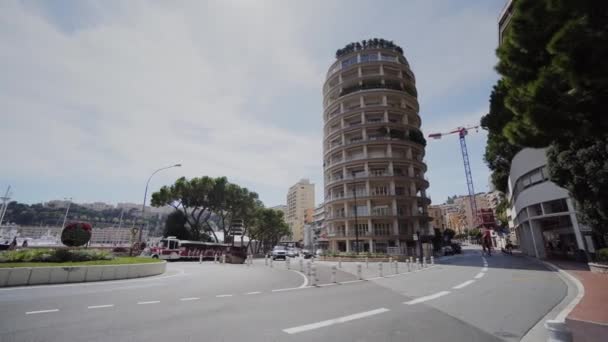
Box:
(0, 248), (112, 263)
(61, 222), (93, 247)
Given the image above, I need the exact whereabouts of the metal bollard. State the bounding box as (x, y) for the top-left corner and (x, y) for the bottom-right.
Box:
(357, 263), (362, 280)
(378, 262), (383, 277)
(394, 260), (398, 274)
(331, 265), (337, 283)
(299, 258), (304, 272)
(338, 257), (342, 268)
(311, 265), (318, 286)
(409, 257), (413, 264)
(365, 257), (369, 269)
(431, 256), (434, 265)
(306, 261), (312, 277)
(407, 259), (411, 272)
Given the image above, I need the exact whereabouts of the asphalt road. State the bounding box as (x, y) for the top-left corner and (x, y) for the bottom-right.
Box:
(0, 247), (568, 342)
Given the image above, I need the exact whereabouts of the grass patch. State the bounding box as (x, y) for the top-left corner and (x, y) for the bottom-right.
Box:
(0, 257), (162, 268)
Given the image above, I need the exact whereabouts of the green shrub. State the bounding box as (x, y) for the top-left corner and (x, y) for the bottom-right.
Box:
(0, 248), (113, 263)
(597, 248), (608, 263)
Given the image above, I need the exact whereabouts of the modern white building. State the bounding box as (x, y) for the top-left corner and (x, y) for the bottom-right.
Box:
(507, 148), (593, 260)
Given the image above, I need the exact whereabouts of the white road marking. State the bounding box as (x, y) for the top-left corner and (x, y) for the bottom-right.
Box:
(283, 308), (390, 334)
(452, 280), (476, 289)
(26, 309), (59, 315)
(475, 272), (485, 279)
(137, 301), (160, 305)
(366, 277), (383, 280)
(317, 283), (337, 287)
(245, 291), (261, 295)
(271, 286), (313, 292)
(404, 291), (450, 305)
(289, 270), (309, 288)
(179, 297), (200, 301)
(340, 279), (364, 284)
(216, 294), (233, 298)
(87, 304), (114, 309)
(482, 267), (488, 272)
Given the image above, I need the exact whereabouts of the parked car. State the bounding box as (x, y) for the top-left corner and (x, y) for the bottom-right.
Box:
(286, 248), (298, 258)
(301, 249), (313, 259)
(271, 246), (287, 260)
(442, 245), (454, 256)
(451, 243), (462, 254)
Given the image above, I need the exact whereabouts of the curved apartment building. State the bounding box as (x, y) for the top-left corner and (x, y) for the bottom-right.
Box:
(323, 39), (431, 254)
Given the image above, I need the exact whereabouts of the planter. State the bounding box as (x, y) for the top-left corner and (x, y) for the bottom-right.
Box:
(588, 262), (608, 274)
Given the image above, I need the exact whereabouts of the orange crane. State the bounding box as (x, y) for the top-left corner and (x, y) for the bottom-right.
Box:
(428, 125), (481, 227)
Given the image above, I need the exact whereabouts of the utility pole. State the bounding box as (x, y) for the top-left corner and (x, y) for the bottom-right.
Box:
(61, 198), (72, 229)
(0, 186), (11, 227)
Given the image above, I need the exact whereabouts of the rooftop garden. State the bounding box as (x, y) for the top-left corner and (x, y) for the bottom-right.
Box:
(336, 38), (404, 58)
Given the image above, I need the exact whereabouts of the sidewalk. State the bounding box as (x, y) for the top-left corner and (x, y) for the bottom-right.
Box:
(548, 260), (608, 342)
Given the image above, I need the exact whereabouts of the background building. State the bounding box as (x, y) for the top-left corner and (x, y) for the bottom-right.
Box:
(507, 148), (594, 260)
(322, 39), (431, 254)
(286, 179), (315, 243)
(269, 204), (287, 218)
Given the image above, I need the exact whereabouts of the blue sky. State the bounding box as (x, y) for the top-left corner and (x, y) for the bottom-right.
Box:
(0, 0), (506, 208)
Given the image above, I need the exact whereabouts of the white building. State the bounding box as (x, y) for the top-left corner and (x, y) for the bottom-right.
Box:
(507, 148), (594, 260)
(81, 202), (114, 211)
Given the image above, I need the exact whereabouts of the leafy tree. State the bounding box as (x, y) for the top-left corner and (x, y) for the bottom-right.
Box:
(489, 0), (608, 234)
(163, 211), (191, 240)
(247, 208), (290, 253)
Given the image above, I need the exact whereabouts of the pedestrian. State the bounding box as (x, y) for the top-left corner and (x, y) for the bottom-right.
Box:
(22, 239), (28, 248)
(9, 237), (17, 250)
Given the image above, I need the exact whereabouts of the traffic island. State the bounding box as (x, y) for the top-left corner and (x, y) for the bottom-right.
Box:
(0, 258), (166, 287)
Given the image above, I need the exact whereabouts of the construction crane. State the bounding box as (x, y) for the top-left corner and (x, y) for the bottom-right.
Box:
(428, 125), (480, 227)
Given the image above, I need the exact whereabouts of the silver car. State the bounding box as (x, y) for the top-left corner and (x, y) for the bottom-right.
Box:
(271, 246), (287, 260)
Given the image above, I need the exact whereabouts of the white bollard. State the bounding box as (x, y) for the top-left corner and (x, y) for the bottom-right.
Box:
(431, 256), (434, 265)
(357, 263), (363, 280)
(299, 258), (304, 272)
(338, 257), (342, 268)
(270, 257), (274, 268)
(214, 254), (218, 263)
(286, 257), (291, 270)
(331, 265), (337, 283)
(365, 257), (369, 269)
(306, 261), (312, 277)
(394, 260), (398, 274)
(311, 265), (318, 286)
(407, 259), (411, 272)
(378, 262), (383, 277)
(264, 255), (268, 266)
(409, 256), (413, 264)
(222, 254), (226, 264)
(199, 253), (203, 264)
(423, 257), (427, 268)
(415, 257), (419, 270)
(389, 257), (393, 264)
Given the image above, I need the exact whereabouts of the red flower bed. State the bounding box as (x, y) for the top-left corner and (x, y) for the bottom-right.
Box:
(61, 222), (93, 247)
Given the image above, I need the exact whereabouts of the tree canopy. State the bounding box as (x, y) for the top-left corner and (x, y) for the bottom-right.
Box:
(485, 0), (608, 234)
(151, 176), (263, 243)
(246, 207), (290, 253)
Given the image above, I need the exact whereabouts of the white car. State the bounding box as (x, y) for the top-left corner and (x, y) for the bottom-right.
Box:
(271, 246), (287, 260)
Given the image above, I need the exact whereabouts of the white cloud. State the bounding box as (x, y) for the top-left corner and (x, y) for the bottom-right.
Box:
(0, 0), (504, 206)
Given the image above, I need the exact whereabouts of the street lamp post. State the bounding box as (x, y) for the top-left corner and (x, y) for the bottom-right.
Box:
(61, 197), (72, 229)
(352, 172), (360, 254)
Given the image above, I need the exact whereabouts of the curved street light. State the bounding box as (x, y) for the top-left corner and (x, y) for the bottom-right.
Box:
(133, 163), (182, 254)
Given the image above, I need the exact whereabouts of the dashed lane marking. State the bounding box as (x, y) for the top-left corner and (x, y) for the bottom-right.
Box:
(87, 304), (114, 309)
(137, 301), (160, 305)
(283, 308), (390, 334)
(245, 291), (261, 295)
(179, 297), (200, 301)
(474, 272), (485, 279)
(26, 309), (59, 315)
(404, 291), (450, 305)
(452, 280), (476, 289)
(216, 294), (233, 298)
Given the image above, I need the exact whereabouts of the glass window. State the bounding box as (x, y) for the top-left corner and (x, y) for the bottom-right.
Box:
(341, 57), (357, 68)
(530, 170), (543, 184)
(529, 203), (543, 217)
(543, 199), (568, 214)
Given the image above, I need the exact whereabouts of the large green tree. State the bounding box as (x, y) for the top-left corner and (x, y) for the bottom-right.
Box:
(247, 208), (290, 253)
(151, 176), (262, 243)
(489, 0), (608, 234)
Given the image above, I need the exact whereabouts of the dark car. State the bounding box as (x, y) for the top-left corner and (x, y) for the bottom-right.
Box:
(451, 243), (462, 254)
(301, 249), (313, 259)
